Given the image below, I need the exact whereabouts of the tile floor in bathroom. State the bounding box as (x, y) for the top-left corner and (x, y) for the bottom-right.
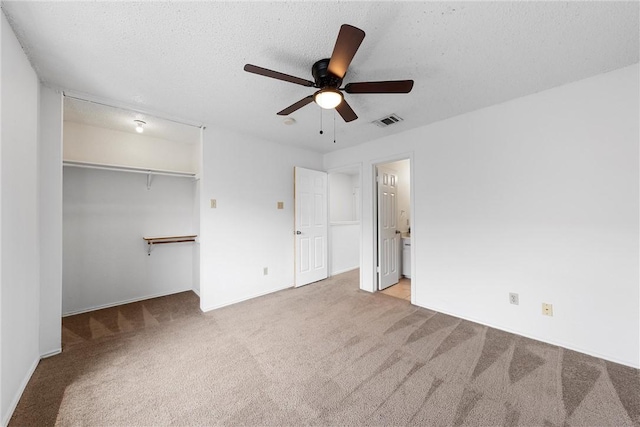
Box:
(379, 277), (411, 301)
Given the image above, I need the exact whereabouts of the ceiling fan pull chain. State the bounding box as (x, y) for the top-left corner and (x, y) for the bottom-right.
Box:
(319, 108), (323, 135)
(333, 110), (336, 144)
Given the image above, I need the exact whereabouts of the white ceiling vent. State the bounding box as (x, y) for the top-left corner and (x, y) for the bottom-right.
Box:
(373, 114), (403, 128)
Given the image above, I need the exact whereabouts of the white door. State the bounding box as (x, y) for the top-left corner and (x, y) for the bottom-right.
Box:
(294, 167), (328, 287)
(377, 166), (400, 290)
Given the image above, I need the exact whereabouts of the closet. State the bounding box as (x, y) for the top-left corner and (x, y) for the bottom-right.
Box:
(62, 97), (202, 315)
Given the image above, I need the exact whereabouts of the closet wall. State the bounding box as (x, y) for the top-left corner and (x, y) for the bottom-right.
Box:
(329, 169), (360, 275)
(64, 121), (197, 172)
(63, 120), (200, 315)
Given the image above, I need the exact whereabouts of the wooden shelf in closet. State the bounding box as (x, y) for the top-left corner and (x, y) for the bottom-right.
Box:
(143, 235), (197, 255)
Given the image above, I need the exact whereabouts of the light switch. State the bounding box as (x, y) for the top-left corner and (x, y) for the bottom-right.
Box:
(210, 199), (217, 209)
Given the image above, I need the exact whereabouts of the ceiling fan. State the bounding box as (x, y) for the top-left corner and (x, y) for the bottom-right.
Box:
(244, 24), (414, 123)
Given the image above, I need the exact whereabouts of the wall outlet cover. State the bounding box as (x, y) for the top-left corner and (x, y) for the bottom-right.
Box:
(210, 199), (217, 209)
(277, 201), (284, 209)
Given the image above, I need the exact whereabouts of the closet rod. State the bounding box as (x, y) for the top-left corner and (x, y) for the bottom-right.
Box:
(62, 92), (205, 130)
(63, 161), (196, 178)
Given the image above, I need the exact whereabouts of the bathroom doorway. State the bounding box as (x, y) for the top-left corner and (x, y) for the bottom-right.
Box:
(375, 158), (411, 301)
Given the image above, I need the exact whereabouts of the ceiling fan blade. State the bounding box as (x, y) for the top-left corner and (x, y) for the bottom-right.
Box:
(345, 80), (414, 94)
(327, 24), (365, 79)
(335, 99), (358, 122)
(244, 64), (314, 87)
(277, 96), (314, 115)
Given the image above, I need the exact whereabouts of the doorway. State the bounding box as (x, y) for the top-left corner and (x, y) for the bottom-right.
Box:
(375, 158), (411, 301)
(327, 165), (361, 277)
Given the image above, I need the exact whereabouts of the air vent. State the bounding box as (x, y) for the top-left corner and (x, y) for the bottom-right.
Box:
(373, 114), (403, 128)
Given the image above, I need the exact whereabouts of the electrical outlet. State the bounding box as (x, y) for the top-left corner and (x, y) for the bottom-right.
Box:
(277, 201), (284, 209)
(542, 303), (553, 316)
(210, 199), (217, 209)
(263, 267), (268, 275)
(509, 293), (519, 305)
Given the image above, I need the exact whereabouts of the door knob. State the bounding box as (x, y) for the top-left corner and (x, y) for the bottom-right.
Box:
(296, 231), (302, 235)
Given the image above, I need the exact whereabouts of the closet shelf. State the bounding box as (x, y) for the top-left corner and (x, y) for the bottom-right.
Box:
(64, 160), (196, 177)
(63, 161), (197, 189)
(143, 235), (197, 255)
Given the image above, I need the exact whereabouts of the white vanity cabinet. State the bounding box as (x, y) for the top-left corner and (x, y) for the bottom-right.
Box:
(402, 237), (411, 278)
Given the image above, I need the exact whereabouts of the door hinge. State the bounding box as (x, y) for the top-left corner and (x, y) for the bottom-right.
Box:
(376, 266), (380, 273)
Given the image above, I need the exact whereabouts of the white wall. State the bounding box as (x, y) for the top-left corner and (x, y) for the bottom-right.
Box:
(200, 128), (322, 311)
(329, 172), (358, 222)
(64, 121), (198, 173)
(324, 64), (640, 368)
(328, 167), (361, 275)
(38, 86), (63, 357)
(330, 224), (360, 275)
(192, 129), (203, 295)
(1, 12), (41, 425)
(63, 167), (196, 315)
(192, 177), (200, 295)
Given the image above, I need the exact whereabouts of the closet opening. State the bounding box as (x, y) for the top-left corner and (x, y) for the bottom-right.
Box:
(61, 96), (202, 346)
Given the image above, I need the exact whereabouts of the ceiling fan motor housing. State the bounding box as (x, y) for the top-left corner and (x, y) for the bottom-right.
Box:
(312, 58), (343, 88)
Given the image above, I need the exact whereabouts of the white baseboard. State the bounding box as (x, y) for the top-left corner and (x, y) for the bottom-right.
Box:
(201, 283), (293, 312)
(62, 287), (193, 317)
(40, 348), (62, 359)
(2, 357), (39, 427)
(330, 266), (359, 276)
(415, 301), (640, 369)
(192, 287), (200, 297)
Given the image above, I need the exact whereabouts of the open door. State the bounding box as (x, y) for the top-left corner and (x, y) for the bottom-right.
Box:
(377, 165), (400, 290)
(294, 167), (328, 287)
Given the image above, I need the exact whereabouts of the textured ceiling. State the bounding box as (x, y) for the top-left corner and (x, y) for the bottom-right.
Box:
(2, 1), (638, 154)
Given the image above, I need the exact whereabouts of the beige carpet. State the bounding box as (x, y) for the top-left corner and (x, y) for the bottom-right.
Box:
(11, 270), (640, 426)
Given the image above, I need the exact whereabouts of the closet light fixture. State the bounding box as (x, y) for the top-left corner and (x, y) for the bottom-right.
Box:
(134, 120), (146, 133)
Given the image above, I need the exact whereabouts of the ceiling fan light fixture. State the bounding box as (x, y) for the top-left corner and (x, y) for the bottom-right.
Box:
(314, 88), (343, 109)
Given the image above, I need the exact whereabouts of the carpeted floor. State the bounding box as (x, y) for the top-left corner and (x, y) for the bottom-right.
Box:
(11, 270), (640, 426)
